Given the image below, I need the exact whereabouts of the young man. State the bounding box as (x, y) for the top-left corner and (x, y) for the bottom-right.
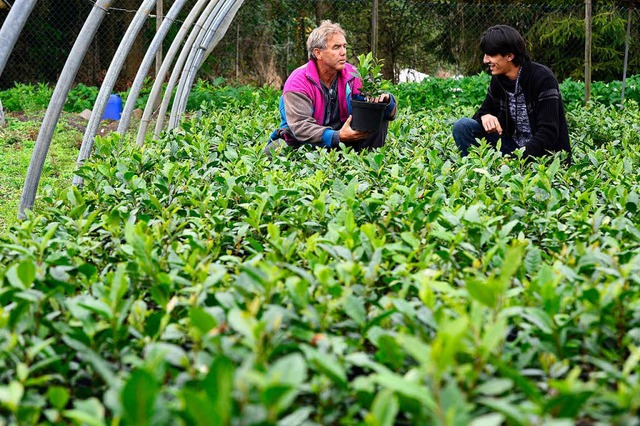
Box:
(266, 21), (397, 156)
(452, 25), (571, 161)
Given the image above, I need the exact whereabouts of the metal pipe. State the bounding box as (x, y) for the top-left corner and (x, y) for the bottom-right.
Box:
(74, 0), (157, 187)
(153, 0), (220, 138)
(0, 0), (38, 77)
(18, 0), (113, 219)
(169, 0), (243, 129)
(117, 0), (188, 136)
(155, 0), (163, 79)
(136, 0), (209, 146)
(168, 0), (228, 129)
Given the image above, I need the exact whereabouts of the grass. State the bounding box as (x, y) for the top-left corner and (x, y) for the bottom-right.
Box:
(0, 112), (86, 234)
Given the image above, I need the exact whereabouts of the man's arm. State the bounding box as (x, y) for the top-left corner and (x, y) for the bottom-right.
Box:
(523, 75), (563, 157)
(284, 91), (370, 147)
(283, 91), (335, 146)
(472, 79), (506, 136)
(473, 81), (500, 122)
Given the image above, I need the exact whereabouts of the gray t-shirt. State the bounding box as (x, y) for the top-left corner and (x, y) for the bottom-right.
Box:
(505, 74), (532, 147)
(322, 78), (341, 130)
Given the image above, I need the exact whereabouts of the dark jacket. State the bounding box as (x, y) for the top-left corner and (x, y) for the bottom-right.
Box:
(473, 60), (571, 160)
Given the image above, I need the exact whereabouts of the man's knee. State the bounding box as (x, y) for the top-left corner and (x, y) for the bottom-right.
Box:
(452, 117), (477, 136)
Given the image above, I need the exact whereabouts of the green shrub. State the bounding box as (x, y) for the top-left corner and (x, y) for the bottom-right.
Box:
(65, 83), (99, 112)
(1, 85), (640, 424)
(0, 82), (52, 113)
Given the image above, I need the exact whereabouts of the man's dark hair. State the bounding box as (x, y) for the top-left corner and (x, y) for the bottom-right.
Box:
(480, 25), (530, 66)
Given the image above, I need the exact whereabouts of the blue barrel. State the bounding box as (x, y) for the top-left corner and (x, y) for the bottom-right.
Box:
(102, 94), (122, 120)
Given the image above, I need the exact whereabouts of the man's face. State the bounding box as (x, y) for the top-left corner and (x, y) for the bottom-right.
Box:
(315, 33), (348, 72)
(483, 53), (515, 76)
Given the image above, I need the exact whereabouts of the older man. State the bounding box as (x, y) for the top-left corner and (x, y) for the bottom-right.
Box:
(267, 20), (396, 155)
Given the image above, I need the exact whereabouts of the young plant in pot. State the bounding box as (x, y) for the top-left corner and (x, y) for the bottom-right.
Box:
(350, 52), (392, 132)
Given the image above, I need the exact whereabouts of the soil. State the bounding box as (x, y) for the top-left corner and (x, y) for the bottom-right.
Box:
(5, 110), (139, 146)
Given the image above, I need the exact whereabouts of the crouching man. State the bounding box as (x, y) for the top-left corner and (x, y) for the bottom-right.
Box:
(266, 20), (396, 156)
(452, 25), (571, 162)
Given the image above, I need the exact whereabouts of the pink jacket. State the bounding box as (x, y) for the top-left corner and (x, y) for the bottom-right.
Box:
(274, 59), (363, 147)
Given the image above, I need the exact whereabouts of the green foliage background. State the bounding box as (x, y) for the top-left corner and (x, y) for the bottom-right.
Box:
(1, 76), (640, 423)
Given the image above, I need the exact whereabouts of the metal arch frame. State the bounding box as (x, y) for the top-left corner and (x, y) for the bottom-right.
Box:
(135, 0), (209, 147)
(0, 0), (38, 77)
(7, 0), (246, 219)
(152, 0), (221, 139)
(169, 0), (241, 130)
(167, 0), (226, 130)
(73, 0), (158, 187)
(0, 0), (38, 128)
(116, 0), (188, 137)
(17, 0), (114, 219)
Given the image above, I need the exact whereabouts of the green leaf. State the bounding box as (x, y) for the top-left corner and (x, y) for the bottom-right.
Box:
(0, 381), (24, 411)
(181, 388), (219, 426)
(5, 260), (36, 288)
(189, 307), (218, 336)
(344, 294), (367, 326)
(524, 246), (542, 275)
(474, 379), (514, 397)
(481, 318), (507, 355)
(375, 334), (405, 369)
(47, 386), (70, 410)
(268, 353), (307, 387)
(63, 398), (105, 426)
(521, 307), (554, 335)
(371, 372), (435, 410)
(477, 398), (527, 426)
(301, 345), (347, 388)
(469, 413), (505, 426)
(278, 407), (313, 426)
(62, 337), (116, 386)
(109, 263), (129, 311)
(431, 315), (470, 372)
(122, 369), (159, 426)
(149, 283), (171, 309)
(368, 389), (399, 426)
(466, 278), (498, 308)
(202, 356), (235, 425)
(227, 309), (257, 346)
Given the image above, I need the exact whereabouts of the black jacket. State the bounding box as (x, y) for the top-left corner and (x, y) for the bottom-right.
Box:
(473, 61), (571, 160)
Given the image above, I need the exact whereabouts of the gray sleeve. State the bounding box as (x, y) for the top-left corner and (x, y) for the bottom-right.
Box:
(283, 91), (334, 144)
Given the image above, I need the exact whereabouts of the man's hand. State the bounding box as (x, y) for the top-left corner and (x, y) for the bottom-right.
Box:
(481, 114), (503, 135)
(370, 93), (390, 103)
(339, 116), (371, 142)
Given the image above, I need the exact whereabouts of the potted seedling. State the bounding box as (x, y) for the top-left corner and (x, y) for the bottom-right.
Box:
(350, 52), (392, 132)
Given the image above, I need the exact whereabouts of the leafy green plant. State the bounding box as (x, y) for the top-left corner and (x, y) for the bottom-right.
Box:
(0, 82), (52, 113)
(2, 77), (640, 424)
(65, 83), (99, 112)
(351, 52), (392, 99)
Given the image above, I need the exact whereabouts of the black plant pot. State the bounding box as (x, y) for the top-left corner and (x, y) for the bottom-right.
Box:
(351, 99), (387, 132)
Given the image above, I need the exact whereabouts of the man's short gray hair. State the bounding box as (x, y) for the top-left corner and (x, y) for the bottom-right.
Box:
(307, 20), (346, 60)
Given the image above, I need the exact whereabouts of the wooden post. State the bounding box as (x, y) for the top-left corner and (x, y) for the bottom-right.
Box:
(371, 0), (378, 58)
(584, 0), (592, 104)
(235, 22), (239, 81)
(621, 5), (632, 103)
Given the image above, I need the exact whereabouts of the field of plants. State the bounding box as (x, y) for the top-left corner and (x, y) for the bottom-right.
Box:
(1, 74), (640, 424)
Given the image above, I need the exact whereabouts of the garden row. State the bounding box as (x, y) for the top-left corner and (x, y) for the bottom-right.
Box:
(0, 77), (640, 424)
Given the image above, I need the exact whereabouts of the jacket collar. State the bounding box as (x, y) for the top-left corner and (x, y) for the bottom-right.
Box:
(304, 59), (356, 88)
